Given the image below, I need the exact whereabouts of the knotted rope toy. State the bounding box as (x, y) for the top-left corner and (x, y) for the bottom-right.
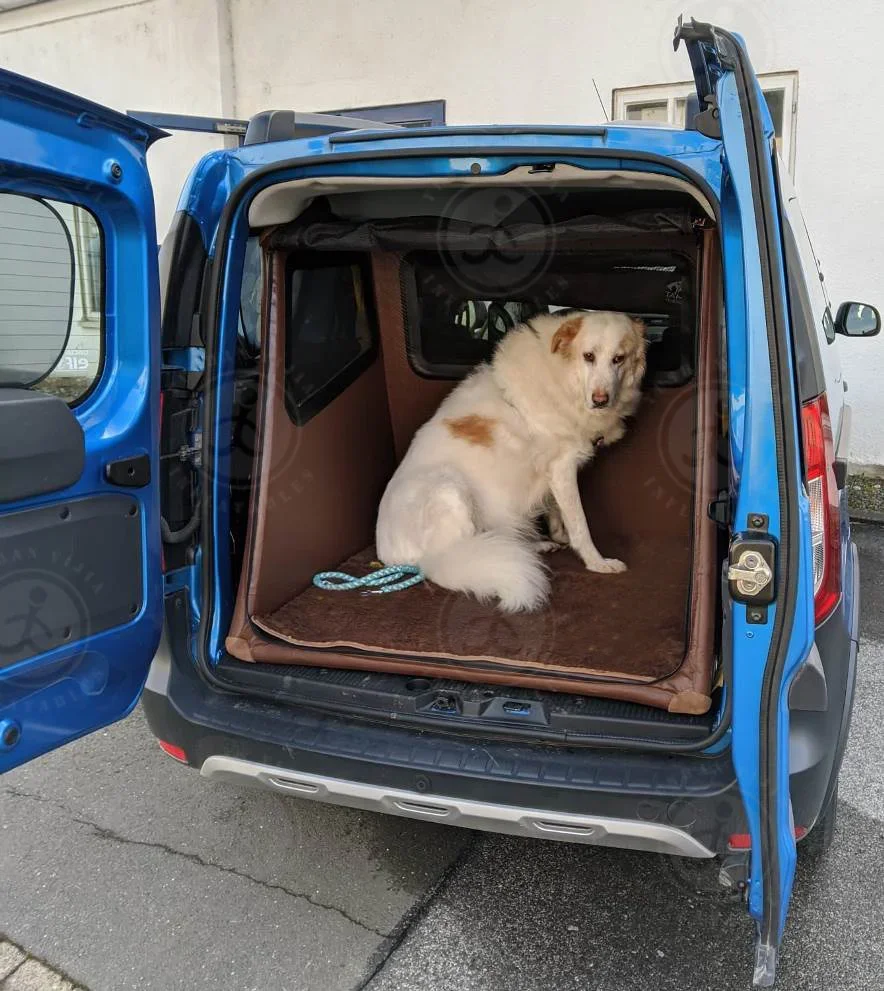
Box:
(312, 564), (424, 594)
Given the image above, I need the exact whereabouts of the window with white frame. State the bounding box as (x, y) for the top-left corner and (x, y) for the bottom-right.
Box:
(612, 72), (798, 174)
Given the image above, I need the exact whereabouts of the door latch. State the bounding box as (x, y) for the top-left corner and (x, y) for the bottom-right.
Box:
(727, 534), (776, 610)
(728, 550), (773, 596)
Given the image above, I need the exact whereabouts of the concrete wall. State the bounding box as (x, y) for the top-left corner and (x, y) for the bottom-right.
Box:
(0, 0), (228, 241)
(1, 0), (882, 466)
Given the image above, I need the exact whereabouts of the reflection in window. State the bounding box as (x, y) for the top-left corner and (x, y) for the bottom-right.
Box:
(624, 101), (669, 123)
(0, 193), (103, 404)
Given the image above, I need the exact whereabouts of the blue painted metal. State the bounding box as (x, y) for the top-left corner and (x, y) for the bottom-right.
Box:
(0, 69), (165, 772)
(163, 347), (206, 372)
(0, 718), (21, 753)
(163, 567), (194, 595)
(715, 60), (814, 946)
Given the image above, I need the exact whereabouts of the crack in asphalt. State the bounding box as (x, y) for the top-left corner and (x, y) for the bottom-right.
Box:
(3, 785), (388, 939)
(355, 834), (478, 991)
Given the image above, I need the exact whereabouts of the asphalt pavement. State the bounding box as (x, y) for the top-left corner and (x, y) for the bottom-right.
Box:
(2, 525), (883, 991)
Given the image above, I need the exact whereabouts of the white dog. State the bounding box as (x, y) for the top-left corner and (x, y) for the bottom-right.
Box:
(375, 310), (647, 611)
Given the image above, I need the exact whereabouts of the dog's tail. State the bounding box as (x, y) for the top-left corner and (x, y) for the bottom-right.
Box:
(420, 530), (549, 612)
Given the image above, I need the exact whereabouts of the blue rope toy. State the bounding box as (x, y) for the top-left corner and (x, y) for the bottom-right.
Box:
(312, 564), (424, 594)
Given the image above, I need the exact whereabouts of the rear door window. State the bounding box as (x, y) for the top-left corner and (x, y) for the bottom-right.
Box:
(780, 174), (834, 344)
(0, 193), (103, 404)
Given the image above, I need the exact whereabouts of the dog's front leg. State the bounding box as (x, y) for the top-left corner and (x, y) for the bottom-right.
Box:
(544, 495), (569, 547)
(548, 456), (627, 573)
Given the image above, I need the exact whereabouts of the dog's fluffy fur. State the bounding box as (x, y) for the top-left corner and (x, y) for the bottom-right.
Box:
(376, 311), (647, 611)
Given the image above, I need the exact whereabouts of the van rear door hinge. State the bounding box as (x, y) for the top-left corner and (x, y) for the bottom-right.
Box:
(693, 95), (722, 139)
(178, 428), (202, 467)
(163, 346), (205, 373)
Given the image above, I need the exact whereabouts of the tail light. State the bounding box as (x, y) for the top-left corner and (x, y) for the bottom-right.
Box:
(801, 394), (841, 623)
(158, 740), (188, 763)
(727, 826), (807, 851)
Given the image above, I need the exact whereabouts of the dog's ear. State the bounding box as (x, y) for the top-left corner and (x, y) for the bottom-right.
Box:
(550, 317), (582, 356)
(625, 318), (648, 387)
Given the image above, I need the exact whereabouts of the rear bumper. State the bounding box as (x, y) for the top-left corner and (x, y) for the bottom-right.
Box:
(142, 617), (745, 858)
(200, 754), (715, 857)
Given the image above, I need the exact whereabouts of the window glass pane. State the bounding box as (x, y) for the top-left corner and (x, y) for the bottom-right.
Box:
(673, 97), (687, 127)
(625, 101), (669, 123)
(407, 250), (694, 385)
(762, 88), (785, 138)
(0, 194), (103, 404)
(238, 236), (262, 356)
(284, 258), (373, 422)
(783, 195), (834, 343)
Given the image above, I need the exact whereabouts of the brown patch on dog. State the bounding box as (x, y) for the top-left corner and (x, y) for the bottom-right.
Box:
(550, 316), (583, 356)
(445, 414), (497, 447)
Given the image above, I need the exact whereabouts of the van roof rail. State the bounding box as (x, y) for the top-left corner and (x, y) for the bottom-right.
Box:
(125, 109), (401, 147)
(242, 110), (401, 146)
(126, 111), (249, 139)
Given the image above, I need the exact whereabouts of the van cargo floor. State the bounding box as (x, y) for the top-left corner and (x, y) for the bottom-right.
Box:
(252, 535), (691, 687)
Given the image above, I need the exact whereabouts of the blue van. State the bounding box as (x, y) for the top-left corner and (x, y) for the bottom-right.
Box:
(0, 18), (879, 986)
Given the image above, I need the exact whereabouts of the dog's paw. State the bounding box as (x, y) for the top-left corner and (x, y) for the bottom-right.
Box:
(535, 540), (564, 554)
(585, 557), (627, 574)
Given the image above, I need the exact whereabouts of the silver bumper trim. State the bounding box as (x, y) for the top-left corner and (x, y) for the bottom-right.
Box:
(200, 755), (715, 859)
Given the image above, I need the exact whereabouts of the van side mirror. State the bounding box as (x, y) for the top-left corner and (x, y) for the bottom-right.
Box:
(834, 301), (881, 337)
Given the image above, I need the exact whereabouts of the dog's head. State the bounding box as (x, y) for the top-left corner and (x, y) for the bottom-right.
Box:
(550, 311), (647, 410)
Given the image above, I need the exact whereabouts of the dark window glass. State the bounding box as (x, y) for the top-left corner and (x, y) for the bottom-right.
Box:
(238, 236), (262, 357)
(763, 88), (785, 141)
(403, 250), (694, 386)
(284, 254), (374, 424)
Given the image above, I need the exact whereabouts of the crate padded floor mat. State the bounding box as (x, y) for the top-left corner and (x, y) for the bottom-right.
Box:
(239, 535), (713, 714)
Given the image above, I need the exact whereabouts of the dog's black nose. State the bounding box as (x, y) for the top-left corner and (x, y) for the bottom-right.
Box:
(591, 392), (609, 408)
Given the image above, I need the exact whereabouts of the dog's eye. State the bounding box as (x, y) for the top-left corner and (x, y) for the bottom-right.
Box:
(612, 353), (625, 366)
(583, 352), (595, 364)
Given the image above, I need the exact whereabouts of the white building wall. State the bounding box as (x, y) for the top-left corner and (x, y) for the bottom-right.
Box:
(0, 0), (882, 466)
(0, 0), (229, 243)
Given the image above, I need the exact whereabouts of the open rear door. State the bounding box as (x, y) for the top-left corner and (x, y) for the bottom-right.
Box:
(675, 17), (815, 987)
(0, 70), (166, 771)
